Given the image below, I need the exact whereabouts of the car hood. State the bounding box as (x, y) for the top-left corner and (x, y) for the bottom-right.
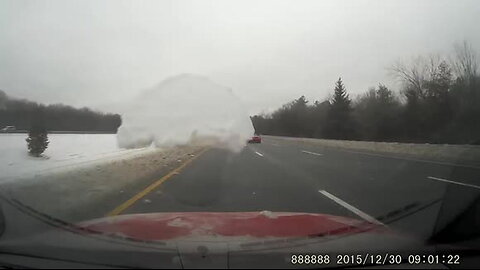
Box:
(77, 211), (386, 241)
(0, 206), (428, 268)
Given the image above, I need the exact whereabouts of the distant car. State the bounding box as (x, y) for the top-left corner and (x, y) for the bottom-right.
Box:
(1, 126), (16, 132)
(248, 135), (262, 143)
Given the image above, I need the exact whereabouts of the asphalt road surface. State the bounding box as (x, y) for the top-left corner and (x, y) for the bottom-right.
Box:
(100, 137), (480, 240)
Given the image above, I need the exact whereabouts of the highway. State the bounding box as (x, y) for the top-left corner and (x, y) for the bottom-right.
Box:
(96, 136), (480, 240)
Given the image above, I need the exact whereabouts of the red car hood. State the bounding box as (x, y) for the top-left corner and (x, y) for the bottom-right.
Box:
(78, 211), (385, 241)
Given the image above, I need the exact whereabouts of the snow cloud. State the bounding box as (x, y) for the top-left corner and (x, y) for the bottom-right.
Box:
(116, 74), (254, 152)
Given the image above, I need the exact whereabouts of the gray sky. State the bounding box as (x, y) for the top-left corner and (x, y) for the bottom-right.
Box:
(1, 0), (479, 114)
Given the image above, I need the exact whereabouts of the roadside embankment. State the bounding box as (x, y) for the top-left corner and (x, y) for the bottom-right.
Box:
(0, 145), (205, 222)
(265, 135), (480, 167)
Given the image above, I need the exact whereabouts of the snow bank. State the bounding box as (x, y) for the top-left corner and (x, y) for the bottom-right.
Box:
(116, 74), (254, 152)
(266, 136), (480, 167)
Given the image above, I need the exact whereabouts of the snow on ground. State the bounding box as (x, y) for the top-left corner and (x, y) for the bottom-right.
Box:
(0, 133), (152, 181)
(1, 144), (203, 222)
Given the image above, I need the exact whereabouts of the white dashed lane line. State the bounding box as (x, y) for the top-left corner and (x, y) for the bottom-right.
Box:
(301, 150), (323, 156)
(318, 190), (383, 225)
(427, 176), (480, 190)
(255, 151), (264, 157)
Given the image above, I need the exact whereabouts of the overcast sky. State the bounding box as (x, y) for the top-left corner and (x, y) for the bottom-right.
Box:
(1, 0), (479, 114)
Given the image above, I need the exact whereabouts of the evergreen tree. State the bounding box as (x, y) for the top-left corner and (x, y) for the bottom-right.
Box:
(326, 78), (355, 139)
(26, 125), (49, 157)
(332, 78), (351, 108)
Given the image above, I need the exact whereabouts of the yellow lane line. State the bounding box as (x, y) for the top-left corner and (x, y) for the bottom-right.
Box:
(106, 148), (209, 217)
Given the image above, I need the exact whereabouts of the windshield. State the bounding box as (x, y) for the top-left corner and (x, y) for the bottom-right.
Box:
(0, 0), (479, 268)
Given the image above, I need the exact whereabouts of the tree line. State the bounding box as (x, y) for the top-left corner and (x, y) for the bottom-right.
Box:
(0, 91), (121, 132)
(251, 42), (480, 145)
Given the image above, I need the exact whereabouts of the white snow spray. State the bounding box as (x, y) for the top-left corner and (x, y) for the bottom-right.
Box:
(117, 74), (254, 152)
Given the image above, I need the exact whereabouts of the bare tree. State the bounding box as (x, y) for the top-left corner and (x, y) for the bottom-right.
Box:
(397, 55), (453, 101)
(452, 41), (478, 82)
(390, 57), (426, 95)
(390, 55), (445, 99)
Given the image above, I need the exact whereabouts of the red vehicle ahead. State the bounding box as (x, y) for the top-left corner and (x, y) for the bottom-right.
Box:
(248, 135), (262, 143)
